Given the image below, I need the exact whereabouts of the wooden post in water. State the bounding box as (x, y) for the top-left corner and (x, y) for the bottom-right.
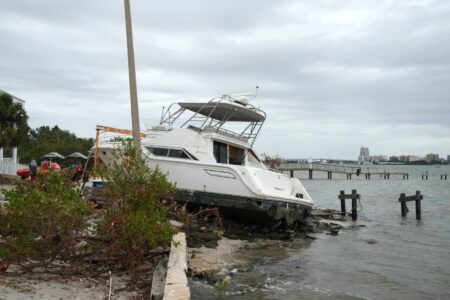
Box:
(351, 189), (358, 221)
(338, 190), (360, 220)
(327, 171), (332, 180)
(290, 170), (294, 178)
(340, 190), (346, 216)
(309, 169), (313, 180)
(415, 190), (421, 220)
(400, 193), (407, 217)
(398, 191), (423, 220)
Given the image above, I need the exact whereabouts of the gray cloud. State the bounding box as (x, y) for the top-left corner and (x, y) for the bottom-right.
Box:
(1, 0), (449, 159)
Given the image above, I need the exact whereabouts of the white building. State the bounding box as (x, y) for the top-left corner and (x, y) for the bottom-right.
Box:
(425, 153), (439, 163)
(371, 155), (388, 162)
(0, 89), (27, 175)
(358, 147), (370, 163)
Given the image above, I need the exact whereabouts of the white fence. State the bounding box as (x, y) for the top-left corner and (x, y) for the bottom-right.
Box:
(0, 158), (26, 176)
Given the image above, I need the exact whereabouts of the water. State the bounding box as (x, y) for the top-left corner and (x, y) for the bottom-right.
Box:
(191, 165), (450, 299)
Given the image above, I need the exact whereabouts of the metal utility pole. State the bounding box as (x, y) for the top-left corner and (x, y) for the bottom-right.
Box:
(124, 0), (141, 149)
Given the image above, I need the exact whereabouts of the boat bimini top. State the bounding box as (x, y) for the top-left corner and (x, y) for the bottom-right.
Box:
(158, 94), (266, 146)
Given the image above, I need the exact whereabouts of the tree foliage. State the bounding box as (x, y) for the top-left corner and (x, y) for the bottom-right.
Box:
(19, 126), (94, 163)
(0, 93), (29, 147)
(0, 141), (177, 275)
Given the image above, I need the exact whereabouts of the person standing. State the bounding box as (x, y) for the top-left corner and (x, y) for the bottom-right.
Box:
(29, 159), (37, 180)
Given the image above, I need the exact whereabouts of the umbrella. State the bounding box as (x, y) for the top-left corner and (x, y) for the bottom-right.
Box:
(41, 152), (65, 159)
(65, 152), (88, 160)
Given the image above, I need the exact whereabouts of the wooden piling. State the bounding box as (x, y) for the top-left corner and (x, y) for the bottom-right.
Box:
(351, 189), (358, 221)
(309, 169), (313, 180)
(400, 193), (407, 217)
(290, 170), (294, 178)
(398, 191), (423, 220)
(327, 171), (332, 179)
(415, 190), (421, 220)
(340, 190), (346, 216)
(338, 190), (360, 220)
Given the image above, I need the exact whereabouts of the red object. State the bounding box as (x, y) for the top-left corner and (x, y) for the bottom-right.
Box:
(17, 168), (30, 179)
(41, 161), (61, 172)
(51, 162), (61, 171)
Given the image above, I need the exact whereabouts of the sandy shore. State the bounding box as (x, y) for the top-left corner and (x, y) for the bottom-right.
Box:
(0, 273), (140, 300)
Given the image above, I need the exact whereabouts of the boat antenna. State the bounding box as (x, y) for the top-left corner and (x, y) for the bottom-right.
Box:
(247, 86), (259, 101)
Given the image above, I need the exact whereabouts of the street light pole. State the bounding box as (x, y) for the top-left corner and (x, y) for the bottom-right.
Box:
(124, 0), (141, 149)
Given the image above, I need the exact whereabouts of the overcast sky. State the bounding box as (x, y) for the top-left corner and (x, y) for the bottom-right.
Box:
(1, 0), (449, 159)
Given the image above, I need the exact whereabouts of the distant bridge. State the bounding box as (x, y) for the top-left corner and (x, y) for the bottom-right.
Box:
(277, 163), (410, 180)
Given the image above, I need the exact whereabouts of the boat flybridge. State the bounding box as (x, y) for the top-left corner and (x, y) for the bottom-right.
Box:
(93, 94), (313, 226)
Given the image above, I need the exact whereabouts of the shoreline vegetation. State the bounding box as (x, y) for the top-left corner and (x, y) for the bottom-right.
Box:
(0, 140), (355, 299)
(0, 141), (218, 298)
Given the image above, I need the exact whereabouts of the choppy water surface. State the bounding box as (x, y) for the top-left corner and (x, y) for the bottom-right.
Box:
(191, 165), (450, 299)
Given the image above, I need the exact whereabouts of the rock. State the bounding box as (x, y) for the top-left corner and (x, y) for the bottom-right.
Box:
(150, 256), (168, 300)
(305, 234), (317, 240)
(215, 275), (231, 289)
(367, 239), (377, 244)
(215, 229), (224, 236)
(327, 229), (339, 235)
(6, 264), (21, 273)
(74, 241), (88, 250)
(169, 220), (184, 229)
(188, 238), (246, 277)
(211, 268), (230, 282)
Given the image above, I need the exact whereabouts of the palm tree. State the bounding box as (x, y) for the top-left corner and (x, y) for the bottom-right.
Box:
(0, 93), (29, 148)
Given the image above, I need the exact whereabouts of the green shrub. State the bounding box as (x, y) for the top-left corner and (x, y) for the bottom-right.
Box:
(96, 140), (176, 271)
(0, 170), (90, 270)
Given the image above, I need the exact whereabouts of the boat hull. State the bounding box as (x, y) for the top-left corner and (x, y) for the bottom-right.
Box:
(176, 189), (312, 226)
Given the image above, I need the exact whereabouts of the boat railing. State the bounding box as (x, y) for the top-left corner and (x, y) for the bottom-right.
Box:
(158, 95), (266, 146)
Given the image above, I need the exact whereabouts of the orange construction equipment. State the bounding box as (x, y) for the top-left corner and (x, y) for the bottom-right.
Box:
(93, 125), (145, 177)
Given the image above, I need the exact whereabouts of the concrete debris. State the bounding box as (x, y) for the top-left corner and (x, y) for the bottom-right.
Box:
(151, 256), (168, 300)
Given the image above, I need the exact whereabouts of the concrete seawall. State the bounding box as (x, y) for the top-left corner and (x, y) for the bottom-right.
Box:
(163, 232), (190, 300)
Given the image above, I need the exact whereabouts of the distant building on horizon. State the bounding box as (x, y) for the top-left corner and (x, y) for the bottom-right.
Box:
(399, 155), (422, 162)
(426, 153), (439, 163)
(358, 147), (370, 163)
(371, 155), (388, 162)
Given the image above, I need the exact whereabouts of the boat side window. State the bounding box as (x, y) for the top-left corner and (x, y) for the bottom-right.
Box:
(150, 147), (169, 157)
(168, 149), (189, 159)
(213, 141), (228, 164)
(229, 145), (244, 165)
(247, 148), (263, 168)
(147, 147), (197, 160)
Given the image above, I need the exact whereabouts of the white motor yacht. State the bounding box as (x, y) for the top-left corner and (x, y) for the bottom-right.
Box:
(91, 94), (313, 226)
